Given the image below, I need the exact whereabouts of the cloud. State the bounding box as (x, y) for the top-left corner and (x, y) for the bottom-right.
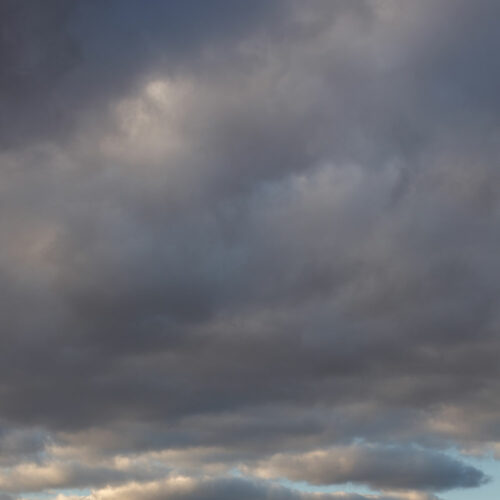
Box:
(0, 0), (499, 498)
(0, 459), (165, 493)
(44, 476), (442, 500)
(252, 445), (488, 491)
(0, 0), (290, 147)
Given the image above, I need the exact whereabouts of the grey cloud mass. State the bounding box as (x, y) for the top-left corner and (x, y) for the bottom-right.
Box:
(1, 1), (500, 499)
(29, 476), (441, 500)
(252, 445), (488, 491)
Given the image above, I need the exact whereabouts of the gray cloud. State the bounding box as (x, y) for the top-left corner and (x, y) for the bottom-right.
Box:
(32, 476), (441, 500)
(0, 0), (499, 498)
(253, 445), (488, 491)
(0, 0), (290, 147)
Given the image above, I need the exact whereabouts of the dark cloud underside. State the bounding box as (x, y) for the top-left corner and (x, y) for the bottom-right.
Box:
(0, 1), (499, 499)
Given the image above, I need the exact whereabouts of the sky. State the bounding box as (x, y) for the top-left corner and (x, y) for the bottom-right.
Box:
(0, 1), (499, 499)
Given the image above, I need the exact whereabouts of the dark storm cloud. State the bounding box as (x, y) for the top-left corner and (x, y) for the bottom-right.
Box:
(0, 0), (291, 146)
(0, 0), (77, 145)
(0, 0), (500, 498)
(0, 0), (370, 149)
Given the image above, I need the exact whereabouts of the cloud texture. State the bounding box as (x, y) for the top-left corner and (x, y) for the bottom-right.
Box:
(0, 1), (499, 498)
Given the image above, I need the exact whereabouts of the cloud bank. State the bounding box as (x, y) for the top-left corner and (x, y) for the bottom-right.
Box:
(0, 0), (499, 498)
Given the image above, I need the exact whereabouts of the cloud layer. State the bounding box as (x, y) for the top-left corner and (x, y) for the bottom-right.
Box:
(1, 0), (499, 498)
(252, 445), (488, 491)
(47, 477), (442, 500)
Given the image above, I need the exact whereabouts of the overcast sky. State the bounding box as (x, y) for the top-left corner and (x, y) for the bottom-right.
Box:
(1, 1), (500, 499)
